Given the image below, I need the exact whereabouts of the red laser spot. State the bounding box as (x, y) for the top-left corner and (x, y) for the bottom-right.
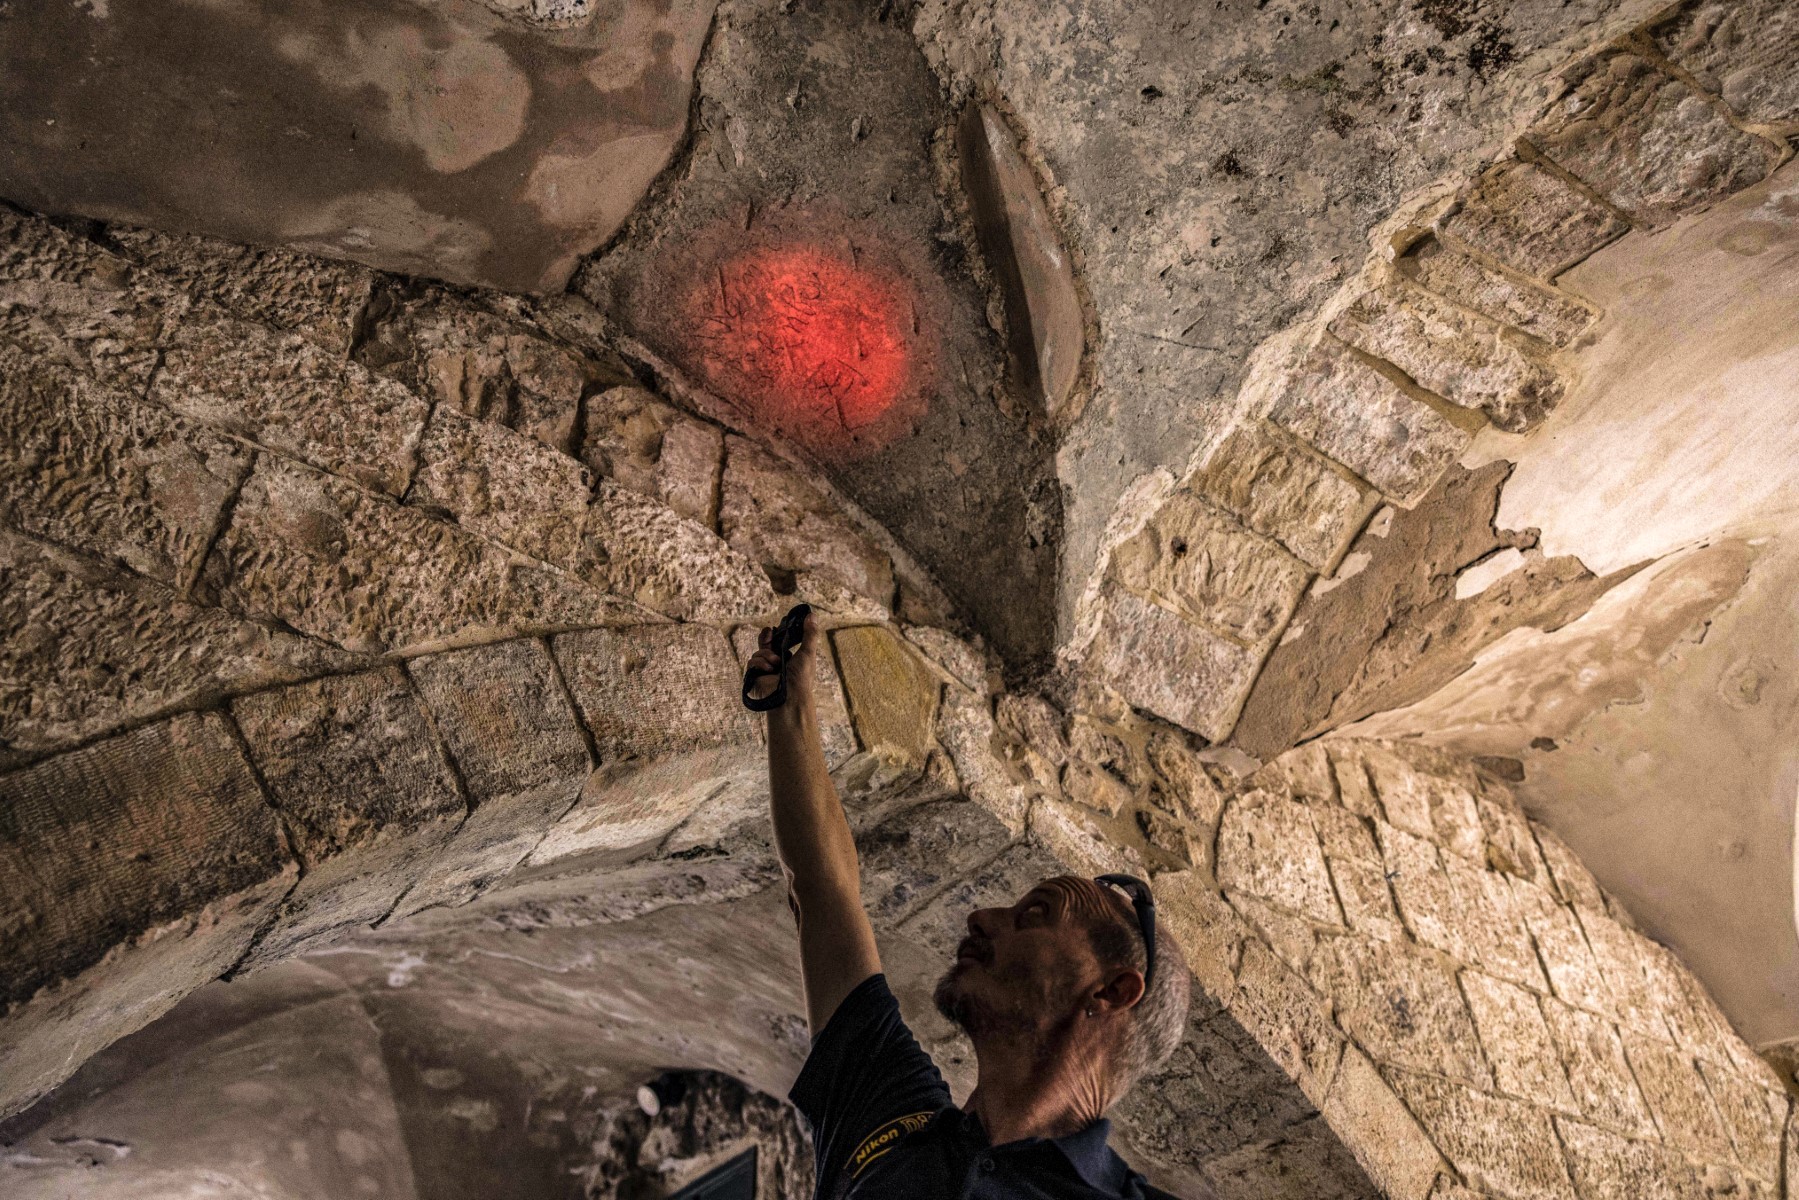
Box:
(685, 244), (921, 458)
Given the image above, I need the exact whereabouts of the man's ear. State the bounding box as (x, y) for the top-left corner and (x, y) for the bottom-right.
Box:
(1093, 969), (1145, 1014)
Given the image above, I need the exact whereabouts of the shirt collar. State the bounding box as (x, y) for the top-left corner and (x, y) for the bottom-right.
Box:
(953, 1110), (1131, 1194)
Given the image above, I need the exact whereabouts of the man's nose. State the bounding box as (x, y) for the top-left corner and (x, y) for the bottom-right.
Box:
(966, 908), (995, 938)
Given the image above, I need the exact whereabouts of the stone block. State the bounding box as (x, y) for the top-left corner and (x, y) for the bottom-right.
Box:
(996, 693), (1069, 790)
(1227, 890), (1320, 980)
(856, 796), (1014, 926)
(1619, 1028), (1735, 1159)
(1329, 747), (1382, 819)
(1327, 284), (1564, 433)
(1266, 338), (1473, 506)
(582, 385), (725, 530)
(1087, 586), (1263, 742)
(1511, 877), (1614, 1012)
(494, 333), (587, 455)
(1541, 998), (1657, 1137)
(1152, 870), (1250, 1000)
(408, 407), (602, 584)
(106, 226), (374, 354)
(1387, 1068), (1576, 1200)
(1655, 0), (1799, 128)
(233, 668), (463, 866)
(1696, 1060), (1785, 1182)
(1437, 159), (1630, 280)
(152, 312), (429, 497)
(1449, 855), (1548, 991)
(1398, 237), (1596, 349)
(1031, 796), (1149, 879)
(526, 746), (757, 865)
(1554, 1117), (1705, 1200)
(1533, 824), (1605, 910)
(0, 529), (355, 757)
(1576, 907), (1669, 1037)
(720, 436), (895, 612)
(1636, 939), (1753, 1075)
(1216, 791), (1341, 925)
(552, 624), (759, 764)
(400, 640), (593, 915)
(832, 625), (942, 765)
(1474, 784), (1549, 887)
(1524, 53), (1778, 229)
(0, 712), (290, 1008)
(732, 624), (857, 769)
(1462, 971), (1577, 1111)
(1110, 490), (1311, 646)
(901, 624), (989, 693)
(1232, 938), (1344, 1101)
(934, 690), (1035, 835)
(1309, 935), (1492, 1089)
(1362, 743), (1485, 862)
(1184, 420), (1377, 573)
(0, 210), (167, 392)
(231, 668), (465, 962)
(1379, 823), (1465, 956)
(0, 348), (249, 589)
(1313, 805), (1405, 943)
(894, 836), (1062, 961)
(589, 481), (776, 624)
(204, 455), (635, 655)
(1319, 1047), (1445, 1200)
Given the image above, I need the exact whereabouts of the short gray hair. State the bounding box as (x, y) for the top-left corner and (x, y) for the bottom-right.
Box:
(1086, 902), (1190, 1093)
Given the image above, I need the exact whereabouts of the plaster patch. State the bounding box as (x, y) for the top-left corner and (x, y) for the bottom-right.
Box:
(1454, 548), (1527, 599)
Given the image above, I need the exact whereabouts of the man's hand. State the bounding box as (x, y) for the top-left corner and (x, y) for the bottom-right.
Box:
(756, 610), (881, 1034)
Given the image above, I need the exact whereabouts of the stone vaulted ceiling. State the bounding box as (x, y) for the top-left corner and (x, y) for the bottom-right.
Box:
(3, 1), (1799, 1199)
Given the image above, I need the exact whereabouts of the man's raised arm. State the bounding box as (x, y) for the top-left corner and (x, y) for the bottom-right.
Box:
(749, 612), (881, 1035)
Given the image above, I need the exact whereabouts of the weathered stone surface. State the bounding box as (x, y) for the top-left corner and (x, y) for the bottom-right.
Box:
(857, 796), (1014, 926)
(1087, 586), (1263, 742)
(1541, 998), (1657, 1137)
(1576, 907), (1668, 1037)
(401, 640), (592, 915)
(1438, 159), (1630, 281)
(1623, 1025), (1735, 1159)
(832, 625), (941, 765)
(1328, 285), (1563, 433)
(232, 668), (464, 961)
(1554, 1117), (1704, 1200)
(589, 482), (776, 624)
(1309, 935), (1491, 1089)
(1524, 54), (1778, 229)
(902, 625), (990, 694)
(935, 688), (1036, 835)
(0, 347), (247, 588)
(1463, 971), (1577, 1111)
(0, 210), (167, 393)
(1311, 804), (1404, 943)
(1696, 1059), (1785, 1182)
(581, 386), (724, 529)
(1217, 791), (1341, 925)
(0, 529), (354, 758)
(106, 226), (374, 354)
(552, 624), (758, 765)
(1186, 421), (1377, 574)
(527, 748), (756, 865)
(1380, 824), (1472, 959)
(205, 455), (635, 654)
(1534, 824), (1606, 911)
(1656, 0), (1799, 128)
(1266, 339), (1473, 506)
(896, 838), (1062, 966)
(1232, 938), (1344, 1102)
(1474, 785), (1549, 887)
(1111, 490), (1312, 646)
(720, 437), (895, 613)
(1361, 743), (1486, 862)
(1387, 1068), (1575, 1200)
(408, 407), (601, 583)
(957, 102), (1085, 426)
(1399, 238), (1596, 349)
(233, 668), (462, 866)
(0, 713), (290, 1008)
(152, 313), (428, 497)
(1318, 1047), (1442, 1200)
(1510, 876), (1614, 1013)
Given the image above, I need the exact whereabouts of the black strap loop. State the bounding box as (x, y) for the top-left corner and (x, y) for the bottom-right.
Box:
(742, 603), (813, 712)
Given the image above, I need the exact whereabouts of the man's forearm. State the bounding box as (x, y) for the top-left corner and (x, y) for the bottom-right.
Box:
(765, 703), (859, 904)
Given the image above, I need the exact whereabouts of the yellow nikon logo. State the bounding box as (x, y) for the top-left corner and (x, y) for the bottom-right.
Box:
(849, 1111), (936, 1178)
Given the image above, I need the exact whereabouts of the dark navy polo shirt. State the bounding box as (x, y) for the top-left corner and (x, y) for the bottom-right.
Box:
(789, 974), (1171, 1200)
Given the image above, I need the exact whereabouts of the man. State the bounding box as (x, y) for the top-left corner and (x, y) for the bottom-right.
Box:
(746, 611), (1190, 1200)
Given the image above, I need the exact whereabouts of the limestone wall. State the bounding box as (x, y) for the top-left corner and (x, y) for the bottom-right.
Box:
(1032, 713), (1797, 1200)
(1073, 0), (1799, 748)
